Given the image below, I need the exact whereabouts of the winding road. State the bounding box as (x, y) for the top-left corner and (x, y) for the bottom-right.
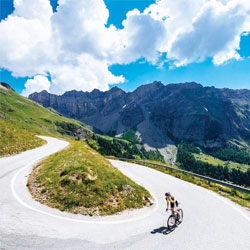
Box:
(0, 137), (249, 250)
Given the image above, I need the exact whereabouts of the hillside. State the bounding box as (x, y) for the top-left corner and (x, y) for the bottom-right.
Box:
(0, 82), (92, 156)
(0, 82), (91, 136)
(0, 119), (46, 156)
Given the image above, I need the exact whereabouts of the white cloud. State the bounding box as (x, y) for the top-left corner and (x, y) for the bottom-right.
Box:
(167, 0), (247, 66)
(0, 4), (53, 77)
(49, 54), (125, 95)
(1, 0), (250, 95)
(146, 0), (250, 66)
(108, 9), (166, 65)
(13, 0), (53, 20)
(22, 75), (51, 97)
(51, 0), (110, 58)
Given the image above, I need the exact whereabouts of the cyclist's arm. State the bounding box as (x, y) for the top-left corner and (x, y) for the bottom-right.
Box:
(166, 199), (169, 210)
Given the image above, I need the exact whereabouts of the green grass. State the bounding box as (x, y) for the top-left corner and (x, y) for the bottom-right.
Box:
(193, 153), (250, 172)
(0, 88), (88, 135)
(126, 160), (250, 210)
(0, 119), (46, 156)
(119, 129), (140, 144)
(27, 140), (151, 215)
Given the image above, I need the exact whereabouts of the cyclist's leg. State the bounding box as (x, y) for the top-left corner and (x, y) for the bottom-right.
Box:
(175, 201), (179, 215)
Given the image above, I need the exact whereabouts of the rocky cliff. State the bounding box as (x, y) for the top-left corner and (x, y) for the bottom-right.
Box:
(29, 81), (250, 154)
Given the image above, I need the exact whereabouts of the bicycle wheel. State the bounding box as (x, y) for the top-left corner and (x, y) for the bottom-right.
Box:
(167, 215), (176, 231)
(177, 209), (183, 224)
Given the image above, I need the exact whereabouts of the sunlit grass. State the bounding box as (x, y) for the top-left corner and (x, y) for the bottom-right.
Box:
(0, 119), (46, 156)
(193, 153), (250, 172)
(28, 140), (151, 215)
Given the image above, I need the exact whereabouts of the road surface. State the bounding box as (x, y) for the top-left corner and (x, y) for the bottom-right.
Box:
(0, 136), (249, 250)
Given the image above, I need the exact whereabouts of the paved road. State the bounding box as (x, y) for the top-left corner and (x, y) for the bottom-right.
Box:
(0, 137), (249, 250)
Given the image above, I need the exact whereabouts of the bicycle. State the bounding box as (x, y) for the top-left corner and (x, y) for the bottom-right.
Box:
(167, 206), (183, 232)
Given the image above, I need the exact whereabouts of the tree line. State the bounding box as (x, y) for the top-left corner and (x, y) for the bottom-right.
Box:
(177, 143), (250, 187)
(205, 147), (250, 165)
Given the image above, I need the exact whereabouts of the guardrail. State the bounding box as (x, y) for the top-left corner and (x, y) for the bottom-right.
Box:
(110, 157), (250, 194)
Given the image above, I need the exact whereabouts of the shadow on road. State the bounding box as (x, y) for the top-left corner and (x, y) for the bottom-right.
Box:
(151, 226), (171, 235)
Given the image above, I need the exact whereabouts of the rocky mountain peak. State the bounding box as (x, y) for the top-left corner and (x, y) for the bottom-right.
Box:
(63, 90), (85, 98)
(109, 86), (123, 92)
(130, 81), (164, 101)
(152, 80), (164, 86)
(40, 90), (50, 95)
(106, 86), (125, 98)
(182, 82), (203, 88)
(166, 82), (203, 90)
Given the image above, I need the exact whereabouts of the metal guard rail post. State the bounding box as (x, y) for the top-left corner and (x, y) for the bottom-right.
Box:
(112, 157), (250, 194)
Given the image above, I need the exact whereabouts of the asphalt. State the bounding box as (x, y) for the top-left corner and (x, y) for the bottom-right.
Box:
(0, 137), (249, 250)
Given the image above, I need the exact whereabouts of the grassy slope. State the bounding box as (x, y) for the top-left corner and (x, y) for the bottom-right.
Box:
(0, 119), (46, 156)
(28, 140), (151, 215)
(0, 88), (90, 156)
(0, 88), (86, 135)
(193, 153), (250, 172)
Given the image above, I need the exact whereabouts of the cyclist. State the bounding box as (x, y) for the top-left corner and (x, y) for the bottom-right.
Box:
(165, 192), (179, 215)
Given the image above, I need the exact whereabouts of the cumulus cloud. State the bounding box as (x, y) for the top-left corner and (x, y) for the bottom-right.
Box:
(49, 54), (125, 94)
(51, 0), (110, 58)
(21, 75), (51, 97)
(146, 0), (250, 66)
(0, 0), (250, 95)
(167, 1), (247, 66)
(0, 3), (53, 77)
(108, 9), (166, 65)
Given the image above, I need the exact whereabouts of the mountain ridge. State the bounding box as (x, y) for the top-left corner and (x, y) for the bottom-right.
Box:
(29, 81), (250, 161)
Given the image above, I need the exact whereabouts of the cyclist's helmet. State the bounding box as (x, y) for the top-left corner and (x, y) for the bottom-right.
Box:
(165, 192), (171, 197)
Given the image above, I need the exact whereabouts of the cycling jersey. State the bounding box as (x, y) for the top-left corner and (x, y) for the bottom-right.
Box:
(169, 196), (175, 204)
(166, 196), (178, 208)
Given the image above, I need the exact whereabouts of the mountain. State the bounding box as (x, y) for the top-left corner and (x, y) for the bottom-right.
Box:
(29, 81), (250, 160)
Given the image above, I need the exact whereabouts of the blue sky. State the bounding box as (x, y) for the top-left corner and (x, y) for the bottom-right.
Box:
(1, 0), (250, 95)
